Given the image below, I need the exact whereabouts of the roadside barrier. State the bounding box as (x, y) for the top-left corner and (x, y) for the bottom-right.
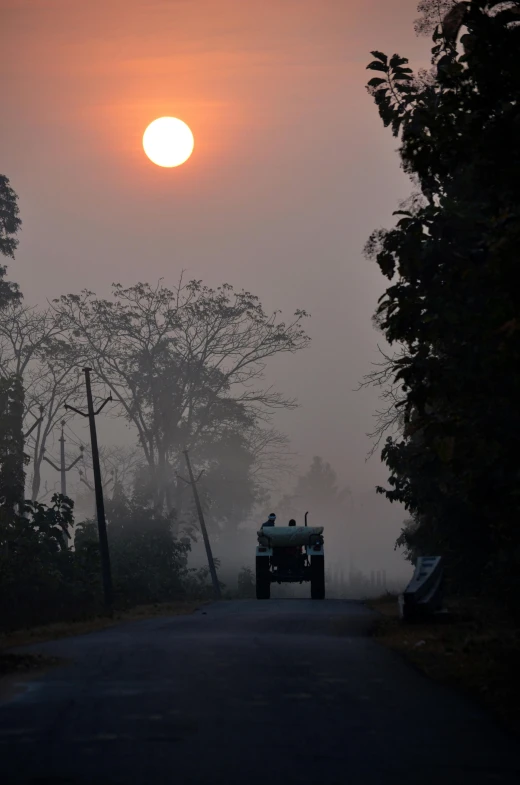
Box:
(398, 556), (444, 622)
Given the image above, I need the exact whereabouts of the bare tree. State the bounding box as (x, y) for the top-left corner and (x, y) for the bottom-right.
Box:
(25, 355), (84, 501)
(77, 443), (145, 501)
(246, 426), (296, 492)
(0, 302), (63, 380)
(356, 345), (408, 459)
(0, 302), (84, 499)
(53, 278), (310, 511)
(100, 445), (144, 493)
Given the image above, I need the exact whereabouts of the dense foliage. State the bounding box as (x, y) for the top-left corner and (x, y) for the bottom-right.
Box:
(365, 1), (520, 601)
(0, 490), (214, 631)
(0, 494), (82, 629)
(0, 375), (27, 511)
(0, 177), (26, 525)
(236, 566), (255, 598)
(0, 174), (22, 309)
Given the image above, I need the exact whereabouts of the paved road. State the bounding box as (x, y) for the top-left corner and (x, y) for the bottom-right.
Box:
(0, 600), (518, 785)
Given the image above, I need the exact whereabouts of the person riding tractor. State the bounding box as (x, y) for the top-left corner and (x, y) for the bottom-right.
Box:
(286, 519), (302, 558)
(261, 513), (277, 528)
(256, 512), (325, 600)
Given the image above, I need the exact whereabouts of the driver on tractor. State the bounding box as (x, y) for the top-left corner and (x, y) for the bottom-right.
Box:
(261, 513), (277, 528)
(286, 519), (302, 560)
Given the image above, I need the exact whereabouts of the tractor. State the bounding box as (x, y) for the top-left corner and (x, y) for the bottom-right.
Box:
(255, 513), (325, 600)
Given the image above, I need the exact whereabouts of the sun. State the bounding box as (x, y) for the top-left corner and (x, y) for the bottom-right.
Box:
(142, 117), (194, 168)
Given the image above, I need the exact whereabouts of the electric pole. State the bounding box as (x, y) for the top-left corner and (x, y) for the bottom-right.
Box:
(180, 449), (221, 600)
(42, 421), (84, 548)
(42, 421), (84, 497)
(65, 369), (113, 613)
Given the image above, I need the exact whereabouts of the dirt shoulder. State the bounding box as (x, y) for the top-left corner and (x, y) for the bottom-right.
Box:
(0, 600), (206, 678)
(367, 594), (520, 737)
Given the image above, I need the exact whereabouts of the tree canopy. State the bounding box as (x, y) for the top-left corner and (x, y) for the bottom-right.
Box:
(54, 279), (309, 514)
(0, 174), (22, 310)
(365, 1), (520, 600)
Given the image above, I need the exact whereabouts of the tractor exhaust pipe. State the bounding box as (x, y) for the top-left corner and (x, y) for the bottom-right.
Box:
(305, 511), (309, 527)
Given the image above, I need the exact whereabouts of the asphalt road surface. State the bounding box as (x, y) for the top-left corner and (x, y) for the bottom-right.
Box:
(1, 600), (519, 785)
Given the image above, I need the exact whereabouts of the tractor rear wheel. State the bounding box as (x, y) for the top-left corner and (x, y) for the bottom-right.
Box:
(310, 556), (325, 600)
(256, 557), (271, 599)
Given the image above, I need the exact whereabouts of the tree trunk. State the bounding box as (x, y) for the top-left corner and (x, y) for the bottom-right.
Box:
(31, 459), (41, 502)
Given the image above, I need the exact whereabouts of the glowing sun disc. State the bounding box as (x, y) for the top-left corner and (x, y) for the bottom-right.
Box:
(143, 117), (194, 167)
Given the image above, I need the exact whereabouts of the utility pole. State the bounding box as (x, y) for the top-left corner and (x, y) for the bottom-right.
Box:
(26, 406), (45, 505)
(65, 368), (113, 613)
(180, 449), (221, 600)
(42, 421), (84, 497)
(42, 421), (84, 549)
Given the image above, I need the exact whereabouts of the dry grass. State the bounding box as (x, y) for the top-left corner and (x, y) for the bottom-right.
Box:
(367, 594), (520, 736)
(0, 600), (206, 677)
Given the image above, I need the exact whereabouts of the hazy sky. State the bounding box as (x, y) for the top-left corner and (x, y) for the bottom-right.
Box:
(1, 0), (432, 498)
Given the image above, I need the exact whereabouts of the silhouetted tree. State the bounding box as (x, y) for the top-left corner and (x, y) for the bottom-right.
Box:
(0, 178), (25, 518)
(0, 175), (22, 310)
(365, 1), (520, 599)
(0, 302), (84, 500)
(277, 456), (351, 528)
(0, 375), (27, 512)
(54, 278), (309, 512)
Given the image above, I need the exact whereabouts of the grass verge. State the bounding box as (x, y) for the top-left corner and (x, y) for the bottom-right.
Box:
(0, 600), (206, 677)
(367, 593), (520, 736)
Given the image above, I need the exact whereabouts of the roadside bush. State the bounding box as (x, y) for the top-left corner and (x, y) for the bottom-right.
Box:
(237, 566), (255, 598)
(73, 504), (196, 610)
(0, 495), (95, 629)
(0, 493), (208, 632)
(182, 561), (225, 600)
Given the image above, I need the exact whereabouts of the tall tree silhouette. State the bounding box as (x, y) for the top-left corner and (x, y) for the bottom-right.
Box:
(364, 1), (520, 599)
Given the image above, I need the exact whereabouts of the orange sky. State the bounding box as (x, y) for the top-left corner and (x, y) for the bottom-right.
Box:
(1, 0), (430, 532)
(3, 1), (428, 209)
(4, 2), (362, 177)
